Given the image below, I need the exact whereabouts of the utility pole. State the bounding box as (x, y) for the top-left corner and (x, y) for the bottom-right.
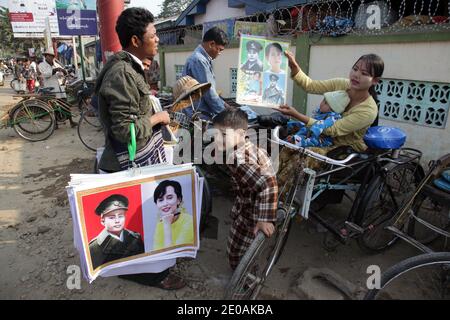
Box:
(97, 0), (124, 63)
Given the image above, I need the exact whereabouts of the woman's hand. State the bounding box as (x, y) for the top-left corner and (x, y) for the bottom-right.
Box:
(254, 221), (275, 237)
(277, 104), (296, 117)
(151, 111), (170, 126)
(284, 51), (300, 76)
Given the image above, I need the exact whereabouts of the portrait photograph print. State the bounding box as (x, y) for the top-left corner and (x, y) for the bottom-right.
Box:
(236, 35), (290, 107)
(75, 169), (198, 274)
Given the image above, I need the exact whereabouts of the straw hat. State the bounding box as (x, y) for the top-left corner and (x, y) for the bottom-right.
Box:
(172, 76), (211, 105)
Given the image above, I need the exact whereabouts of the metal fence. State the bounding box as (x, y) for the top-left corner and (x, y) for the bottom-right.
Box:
(158, 0), (450, 46)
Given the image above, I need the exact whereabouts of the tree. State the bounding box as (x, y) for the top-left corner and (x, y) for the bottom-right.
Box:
(157, 0), (191, 19)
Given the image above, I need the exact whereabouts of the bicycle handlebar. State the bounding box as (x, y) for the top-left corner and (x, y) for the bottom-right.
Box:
(270, 126), (363, 167)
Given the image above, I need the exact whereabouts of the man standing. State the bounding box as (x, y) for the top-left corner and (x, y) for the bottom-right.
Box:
(38, 49), (77, 127)
(183, 27), (229, 118)
(94, 7), (184, 290)
(89, 194), (145, 270)
(142, 57), (159, 96)
(38, 49), (67, 98)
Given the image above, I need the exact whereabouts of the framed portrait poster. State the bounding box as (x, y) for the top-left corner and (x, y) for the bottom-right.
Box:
(236, 35), (290, 108)
(68, 164), (202, 282)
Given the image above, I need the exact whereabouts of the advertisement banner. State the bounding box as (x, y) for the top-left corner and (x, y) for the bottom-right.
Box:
(56, 0), (98, 36)
(8, 0), (60, 38)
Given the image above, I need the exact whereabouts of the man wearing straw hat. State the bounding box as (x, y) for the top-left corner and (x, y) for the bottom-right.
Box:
(38, 48), (78, 127)
(38, 48), (67, 99)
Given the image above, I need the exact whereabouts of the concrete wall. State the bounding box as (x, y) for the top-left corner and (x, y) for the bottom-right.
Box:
(195, 0), (245, 25)
(163, 45), (296, 114)
(306, 41), (450, 164)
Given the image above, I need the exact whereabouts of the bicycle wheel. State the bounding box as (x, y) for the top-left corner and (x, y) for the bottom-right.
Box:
(77, 111), (104, 151)
(357, 162), (423, 253)
(12, 101), (55, 141)
(364, 252), (450, 300)
(224, 210), (292, 300)
(407, 189), (450, 245)
(10, 78), (18, 90)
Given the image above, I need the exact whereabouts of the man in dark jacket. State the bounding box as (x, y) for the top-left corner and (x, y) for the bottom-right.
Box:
(94, 7), (184, 290)
(95, 8), (170, 173)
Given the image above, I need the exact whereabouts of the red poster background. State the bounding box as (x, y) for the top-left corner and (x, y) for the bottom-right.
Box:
(81, 185), (144, 242)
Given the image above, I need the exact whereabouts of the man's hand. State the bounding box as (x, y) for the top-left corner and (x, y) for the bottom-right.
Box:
(224, 101), (235, 110)
(254, 221), (275, 237)
(151, 111), (170, 126)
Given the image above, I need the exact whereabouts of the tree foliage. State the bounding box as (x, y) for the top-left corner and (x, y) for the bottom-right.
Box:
(157, 0), (191, 19)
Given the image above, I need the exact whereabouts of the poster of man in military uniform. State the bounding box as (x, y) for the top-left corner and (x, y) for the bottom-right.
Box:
(88, 194), (145, 270)
(263, 73), (285, 106)
(240, 40), (264, 73)
(236, 35), (289, 108)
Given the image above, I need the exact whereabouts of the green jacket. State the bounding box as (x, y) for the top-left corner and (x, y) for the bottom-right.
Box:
(95, 51), (154, 172)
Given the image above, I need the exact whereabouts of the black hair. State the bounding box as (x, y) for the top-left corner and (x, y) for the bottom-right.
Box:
(212, 109), (248, 130)
(153, 180), (183, 203)
(115, 7), (155, 49)
(203, 27), (229, 46)
(265, 42), (283, 58)
(353, 54), (384, 101)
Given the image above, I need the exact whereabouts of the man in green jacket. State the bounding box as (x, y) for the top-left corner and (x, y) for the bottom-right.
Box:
(95, 8), (170, 173)
(94, 7), (185, 290)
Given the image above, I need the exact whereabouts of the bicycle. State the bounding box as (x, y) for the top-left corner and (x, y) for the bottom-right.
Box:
(364, 154), (450, 300)
(1, 87), (78, 141)
(77, 109), (103, 152)
(224, 125), (424, 299)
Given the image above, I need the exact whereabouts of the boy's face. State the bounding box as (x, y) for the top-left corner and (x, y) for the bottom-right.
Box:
(213, 125), (246, 153)
(101, 209), (126, 236)
(319, 99), (332, 113)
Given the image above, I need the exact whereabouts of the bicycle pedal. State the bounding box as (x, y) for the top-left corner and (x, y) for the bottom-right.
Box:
(344, 221), (364, 235)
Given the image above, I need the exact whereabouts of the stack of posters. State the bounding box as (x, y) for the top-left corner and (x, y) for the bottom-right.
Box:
(236, 35), (290, 108)
(67, 163), (203, 283)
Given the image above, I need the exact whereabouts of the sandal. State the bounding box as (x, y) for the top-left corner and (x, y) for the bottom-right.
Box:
(155, 273), (186, 290)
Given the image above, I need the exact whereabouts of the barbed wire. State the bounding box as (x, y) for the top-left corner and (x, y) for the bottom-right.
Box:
(157, 0), (450, 46)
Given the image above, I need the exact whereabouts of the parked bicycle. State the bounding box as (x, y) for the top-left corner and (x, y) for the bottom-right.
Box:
(224, 125), (424, 299)
(1, 87), (78, 141)
(364, 153), (450, 300)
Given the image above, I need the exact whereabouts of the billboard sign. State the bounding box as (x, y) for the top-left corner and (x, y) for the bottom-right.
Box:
(8, 0), (60, 38)
(55, 0), (98, 36)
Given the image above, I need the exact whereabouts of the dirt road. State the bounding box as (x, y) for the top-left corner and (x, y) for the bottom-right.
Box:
(0, 80), (419, 300)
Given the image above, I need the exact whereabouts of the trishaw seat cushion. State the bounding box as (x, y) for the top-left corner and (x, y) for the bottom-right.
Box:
(364, 126), (406, 150)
